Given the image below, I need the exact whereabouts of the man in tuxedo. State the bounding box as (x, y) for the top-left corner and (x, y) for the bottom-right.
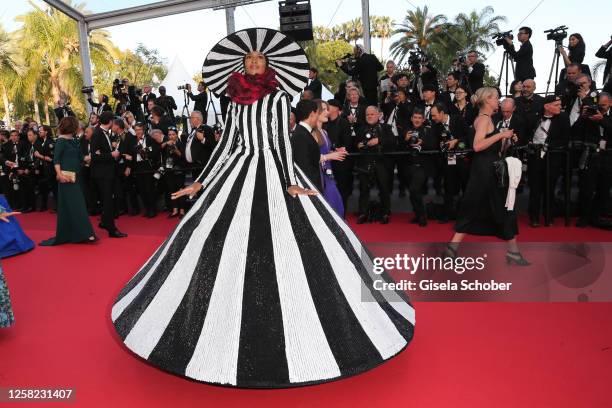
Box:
(53, 98), (75, 121)
(342, 88), (367, 139)
(290, 100), (322, 191)
(133, 124), (161, 218)
(379, 60), (397, 104)
(141, 85), (157, 117)
(187, 82), (208, 123)
(516, 79), (544, 132)
(90, 111), (127, 238)
(324, 99), (354, 214)
(573, 92), (612, 227)
(181, 111), (217, 177)
(495, 98), (526, 145)
(526, 95), (570, 227)
(336, 45), (384, 106)
(595, 37), (612, 93)
(504, 26), (536, 81)
(465, 50), (485, 94)
(430, 103), (468, 223)
(355, 106), (396, 224)
(304, 68), (322, 99)
(87, 94), (112, 115)
(33, 125), (55, 211)
(440, 72), (460, 110)
(418, 84), (438, 125)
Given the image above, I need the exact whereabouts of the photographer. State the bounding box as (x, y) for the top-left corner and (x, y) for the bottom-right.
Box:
(417, 84), (439, 125)
(465, 50), (486, 94)
(558, 33), (592, 81)
(440, 72), (460, 109)
(87, 93), (112, 115)
(161, 126), (186, 218)
(2, 130), (24, 209)
(141, 85), (157, 116)
(341, 87), (367, 138)
(17, 129), (38, 213)
(516, 79), (544, 132)
(355, 106), (396, 224)
(181, 110), (217, 173)
(494, 99), (526, 146)
(187, 82), (208, 123)
(111, 119), (138, 217)
(34, 125), (55, 211)
(133, 124), (160, 218)
(401, 109), (438, 226)
(155, 86), (177, 119)
(573, 92), (611, 227)
(431, 103), (468, 223)
(379, 60), (397, 103)
(304, 68), (322, 99)
(526, 95), (570, 227)
(149, 106), (172, 136)
(335, 45), (384, 106)
(595, 37), (612, 93)
(53, 98), (75, 121)
(504, 26), (536, 81)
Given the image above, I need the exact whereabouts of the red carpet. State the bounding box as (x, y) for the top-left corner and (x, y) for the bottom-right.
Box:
(1, 212), (611, 407)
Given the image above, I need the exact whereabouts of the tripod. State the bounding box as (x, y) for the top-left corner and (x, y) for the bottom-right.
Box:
(497, 50), (515, 96)
(205, 89), (221, 126)
(544, 43), (563, 96)
(180, 89), (191, 136)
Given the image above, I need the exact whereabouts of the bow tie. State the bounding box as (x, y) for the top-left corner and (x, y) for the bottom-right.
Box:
(542, 116), (553, 122)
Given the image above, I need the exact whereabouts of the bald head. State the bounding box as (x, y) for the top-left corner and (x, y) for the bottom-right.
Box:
(501, 98), (515, 119)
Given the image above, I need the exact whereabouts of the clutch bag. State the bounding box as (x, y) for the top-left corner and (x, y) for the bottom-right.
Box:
(61, 170), (76, 183)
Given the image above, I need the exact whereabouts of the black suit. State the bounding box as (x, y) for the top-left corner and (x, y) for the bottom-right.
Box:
(467, 62), (485, 93)
(339, 53), (384, 106)
(290, 124), (322, 191)
(526, 112), (571, 223)
(432, 115), (468, 219)
(304, 78), (323, 99)
(188, 91), (208, 122)
(54, 105), (75, 121)
(180, 125), (217, 168)
(516, 94), (545, 134)
(34, 137), (56, 210)
(323, 116), (354, 213)
(505, 40), (536, 81)
(91, 125), (118, 231)
(142, 92), (157, 115)
(494, 114), (527, 146)
(595, 44), (612, 92)
(88, 99), (112, 115)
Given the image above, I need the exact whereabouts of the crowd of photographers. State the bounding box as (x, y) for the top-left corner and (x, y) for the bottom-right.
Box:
(1, 26), (611, 230)
(1, 81), (221, 226)
(300, 28), (612, 227)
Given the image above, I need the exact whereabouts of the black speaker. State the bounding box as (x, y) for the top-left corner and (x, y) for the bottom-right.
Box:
(278, 0), (313, 42)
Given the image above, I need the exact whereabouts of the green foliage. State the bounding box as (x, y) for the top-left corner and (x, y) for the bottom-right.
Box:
(303, 39), (353, 94)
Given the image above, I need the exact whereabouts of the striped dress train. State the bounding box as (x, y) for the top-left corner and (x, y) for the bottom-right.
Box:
(111, 89), (415, 388)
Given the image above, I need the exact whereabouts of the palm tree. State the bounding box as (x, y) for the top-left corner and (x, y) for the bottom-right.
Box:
(14, 1), (117, 115)
(313, 25), (332, 42)
(345, 18), (363, 45)
(0, 24), (17, 127)
(453, 6), (507, 54)
(370, 16), (393, 60)
(389, 6), (447, 64)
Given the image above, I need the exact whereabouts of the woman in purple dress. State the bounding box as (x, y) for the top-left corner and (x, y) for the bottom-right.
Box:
(313, 99), (347, 216)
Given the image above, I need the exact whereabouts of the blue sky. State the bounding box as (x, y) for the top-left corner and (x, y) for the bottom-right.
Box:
(2, 0), (611, 91)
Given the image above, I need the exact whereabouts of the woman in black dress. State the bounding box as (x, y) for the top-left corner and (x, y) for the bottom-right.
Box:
(446, 87), (529, 265)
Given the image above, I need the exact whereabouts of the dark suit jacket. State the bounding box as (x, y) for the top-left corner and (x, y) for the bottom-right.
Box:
(180, 125), (217, 166)
(87, 99), (112, 115)
(340, 53), (384, 91)
(53, 105), (75, 121)
(516, 94), (545, 132)
(90, 125), (116, 179)
(188, 91), (208, 118)
(323, 116), (354, 175)
(142, 93), (157, 114)
(290, 124), (322, 191)
(304, 78), (323, 99)
(431, 114), (468, 148)
(493, 114), (527, 146)
(595, 45), (612, 86)
(468, 62), (486, 93)
(506, 40), (536, 81)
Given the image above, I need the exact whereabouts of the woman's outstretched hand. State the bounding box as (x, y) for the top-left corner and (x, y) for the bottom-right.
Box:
(287, 185), (317, 198)
(0, 211), (20, 223)
(172, 182), (203, 200)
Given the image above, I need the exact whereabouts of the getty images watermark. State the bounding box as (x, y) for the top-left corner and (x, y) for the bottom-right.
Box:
(361, 242), (612, 302)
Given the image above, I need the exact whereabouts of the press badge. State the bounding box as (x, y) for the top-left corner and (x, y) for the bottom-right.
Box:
(447, 154), (456, 165)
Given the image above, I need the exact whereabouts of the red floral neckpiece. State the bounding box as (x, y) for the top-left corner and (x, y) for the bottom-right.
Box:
(226, 68), (280, 105)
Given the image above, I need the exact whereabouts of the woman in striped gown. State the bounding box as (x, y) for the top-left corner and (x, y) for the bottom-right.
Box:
(111, 28), (415, 388)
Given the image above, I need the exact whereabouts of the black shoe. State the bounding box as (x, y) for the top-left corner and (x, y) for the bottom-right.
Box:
(442, 243), (458, 260)
(39, 206), (47, 212)
(356, 214), (367, 224)
(83, 235), (100, 244)
(575, 218), (588, 228)
(545, 218), (554, 227)
(437, 217), (448, 224)
(146, 211), (156, 218)
(98, 222), (107, 230)
(418, 216), (427, 227)
(409, 216), (419, 224)
(130, 209), (140, 216)
(22, 207), (34, 213)
(380, 215), (390, 224)
(506, 251), (530, 266)
(109, 230), (128, 238)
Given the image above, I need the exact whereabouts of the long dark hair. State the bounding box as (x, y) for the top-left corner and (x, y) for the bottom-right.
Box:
(568, 33), (586, 64)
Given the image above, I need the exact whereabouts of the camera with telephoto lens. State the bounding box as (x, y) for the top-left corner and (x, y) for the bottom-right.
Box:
(545, 25), (568, 45)
(408, 48), (426, 72)
(177, 84), (190, 91)
(81, 86), (94, 94)
(407, 130), (420, 146)
(212, 123), (223, 134)
(439, 130), (451, 153)
(339, 53), (357, 73)
(153, 166), (165, 180)
(493, 30), (514, 46)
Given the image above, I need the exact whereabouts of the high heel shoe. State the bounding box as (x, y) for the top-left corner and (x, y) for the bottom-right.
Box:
(442, 243), (458, 260)
(506, 251), (530, 266)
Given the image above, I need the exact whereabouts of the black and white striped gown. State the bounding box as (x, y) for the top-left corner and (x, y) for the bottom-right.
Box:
(111, 89), (415, 388)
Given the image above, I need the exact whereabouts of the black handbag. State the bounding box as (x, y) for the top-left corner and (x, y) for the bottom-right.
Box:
(492, 151), (508, 188)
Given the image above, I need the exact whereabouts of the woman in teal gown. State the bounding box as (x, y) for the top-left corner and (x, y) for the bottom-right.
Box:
(40, 117), (97, 246)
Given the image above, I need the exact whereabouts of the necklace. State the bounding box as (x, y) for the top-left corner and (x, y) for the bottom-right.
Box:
(479, 113), (490, 117)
